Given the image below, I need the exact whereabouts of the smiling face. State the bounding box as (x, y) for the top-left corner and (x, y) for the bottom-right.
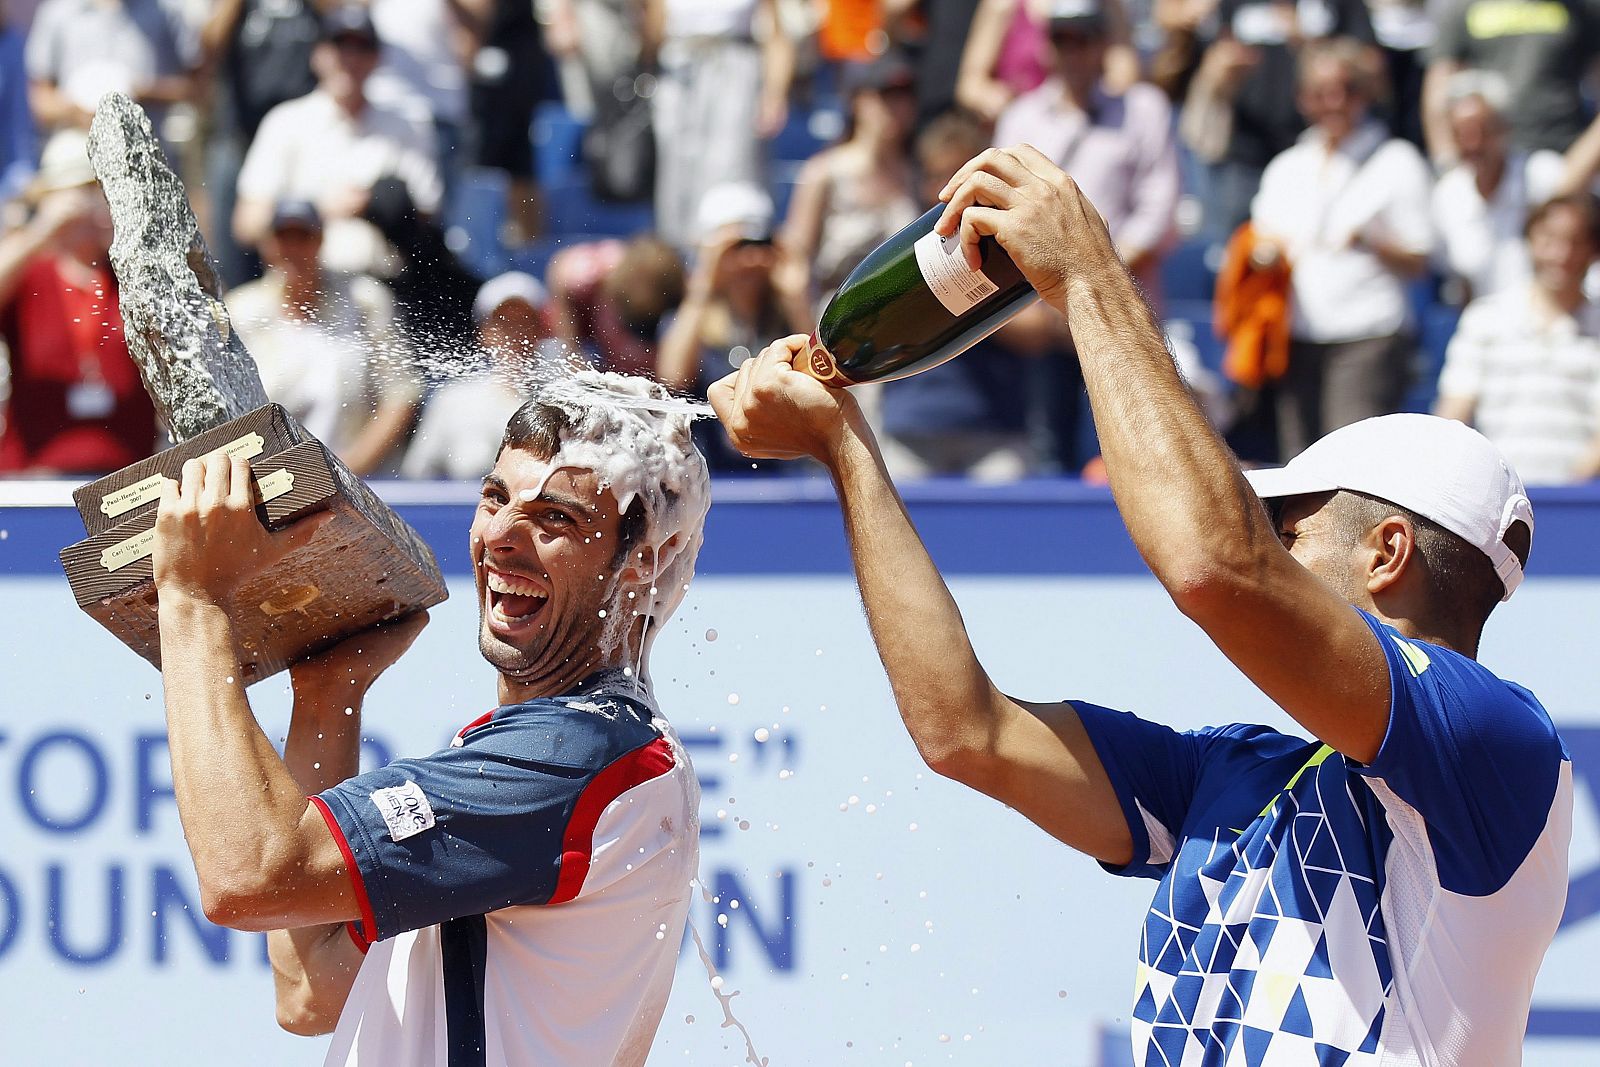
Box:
(471, 447), (630, 697)
(1528, 200), (1599, 296)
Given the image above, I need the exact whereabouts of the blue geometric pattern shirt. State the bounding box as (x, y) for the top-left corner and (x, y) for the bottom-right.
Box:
(1075, 611), (1572, 1066)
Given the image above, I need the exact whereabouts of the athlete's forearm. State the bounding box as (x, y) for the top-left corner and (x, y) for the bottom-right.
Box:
(1061, 264), (1278, 596)
(158, 593), (323, 918)
(267, 644), (384, 1032)
(824, 418), (1010, 774)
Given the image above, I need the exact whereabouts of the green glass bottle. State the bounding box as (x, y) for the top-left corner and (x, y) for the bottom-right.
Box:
(801, 205), (1039, 386)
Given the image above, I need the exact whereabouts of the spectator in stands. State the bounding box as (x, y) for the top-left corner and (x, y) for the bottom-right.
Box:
(1180, 0), (1374, 237)
(878, 110), (1036, 480)
(0, 131), (155, 474)
(989, 0), (1180, 470)
(366, 0), (477, 211)
(1250, 37), (1433, 459)
(467, 0), (552, 247)
(364, 174), (483, 354)
(913, 0), (982, 124)
(1436, 193), (1600, 485)
(995, 0), (1179, 296)
(659, 183), (790, 470)
(233, 4), (441, 278)
(403, 272), (566, 480)
(1147, 0), (1221, 106)
(198, 0), (321, 287)
(778, 50), (920, 326)
(1364, 0), (1432, 147)
(0, 5), (35, 214)
(546, 236), (686, 377)
(594, 236), (686, 375)
(1433, 70), (1600, 304)
(25, 0), (193, 144)
(956, 0), (1139, 123)
(1423, 0), (1600, 164)
(545, 0), (642, 123)
(226, 200), (420, 476)
(647, 0), (795, 251)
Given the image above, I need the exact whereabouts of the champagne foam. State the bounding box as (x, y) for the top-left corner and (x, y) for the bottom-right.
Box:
(527, 369), (713, 678)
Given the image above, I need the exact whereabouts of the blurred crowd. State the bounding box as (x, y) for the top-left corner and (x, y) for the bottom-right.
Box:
(2, 0), (1600, 485)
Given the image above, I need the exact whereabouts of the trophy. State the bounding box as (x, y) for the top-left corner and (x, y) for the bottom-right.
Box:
(57, 94), (447, 685)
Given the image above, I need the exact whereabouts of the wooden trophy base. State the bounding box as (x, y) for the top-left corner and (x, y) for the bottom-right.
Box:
(60, 405), (449, 685)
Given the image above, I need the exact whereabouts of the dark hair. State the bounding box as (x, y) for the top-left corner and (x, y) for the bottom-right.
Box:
(916, 108), (992, 167)
(498, 401), (649, 567)
(1323, 490), (1531, 632)
(1524, 191), (1600, 247)
(601, 236), (687, 339)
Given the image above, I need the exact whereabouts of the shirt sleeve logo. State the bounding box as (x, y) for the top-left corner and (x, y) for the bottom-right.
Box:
(370, 780), (437, 842)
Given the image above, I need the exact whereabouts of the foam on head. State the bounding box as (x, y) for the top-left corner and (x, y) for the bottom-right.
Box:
(514, 369), (712, 679)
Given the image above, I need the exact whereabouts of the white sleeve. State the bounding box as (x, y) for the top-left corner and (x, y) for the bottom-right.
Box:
(394, 116), (442, 215)
(1377, 143), (1436, 255)
(1523, 150), (1567, 205)
(235, 106), (293, 202)
(1249, 154), (1293, 233)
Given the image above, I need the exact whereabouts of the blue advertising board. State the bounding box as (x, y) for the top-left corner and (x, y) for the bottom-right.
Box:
(1, 479), (1596, 1066)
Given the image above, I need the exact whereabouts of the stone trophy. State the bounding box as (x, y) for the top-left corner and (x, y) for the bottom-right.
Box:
(58, 94), (447, 685)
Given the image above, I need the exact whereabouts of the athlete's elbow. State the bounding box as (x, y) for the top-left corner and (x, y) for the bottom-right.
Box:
(199, 873), (288, 931)
(905, 713), (993, 787)
(914, 733), (973, 780)
(199, 880), (262, 929)
(277, 993), (339, 1037)
(1163, 554), (1269, 626)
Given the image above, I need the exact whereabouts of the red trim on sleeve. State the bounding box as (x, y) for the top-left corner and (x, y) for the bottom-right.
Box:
(310, 794), (379, 943)
(548, 737), (676, 905)
(451, 709), (496, 747)
(344, 922), (372, 954)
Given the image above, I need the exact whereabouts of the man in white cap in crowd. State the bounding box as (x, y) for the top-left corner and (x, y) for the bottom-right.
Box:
(711, 144), (1571, 1063)
(402, 271), (567, 480)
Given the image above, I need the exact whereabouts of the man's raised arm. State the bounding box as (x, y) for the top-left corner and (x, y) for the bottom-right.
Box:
(709, 343), (1134, 866)
(934, 145), (1390, 762)
(267, 616), (428, 1035)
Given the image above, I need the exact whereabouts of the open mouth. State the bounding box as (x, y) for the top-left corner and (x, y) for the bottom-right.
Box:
(484, 567), (549, 631)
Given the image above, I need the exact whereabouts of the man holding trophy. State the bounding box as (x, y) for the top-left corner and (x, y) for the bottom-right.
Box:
(711, 145), (1571, 1063)
(151, 384), (710, 1065)
(70, 90), (712, 1065)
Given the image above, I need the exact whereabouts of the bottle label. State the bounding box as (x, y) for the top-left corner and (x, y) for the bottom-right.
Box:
(913, 229), (999, 316)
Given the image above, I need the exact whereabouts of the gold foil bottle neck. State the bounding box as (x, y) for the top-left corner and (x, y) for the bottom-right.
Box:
(798, 333), (854, 387)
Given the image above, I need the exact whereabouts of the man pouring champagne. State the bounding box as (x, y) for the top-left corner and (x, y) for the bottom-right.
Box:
(711, 145), (1570, 1065)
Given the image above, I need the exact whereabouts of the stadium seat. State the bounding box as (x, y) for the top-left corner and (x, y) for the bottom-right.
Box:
(1164, 300), (1225, 376)
(532, 102), (586, 190)
(1160, 237), (1220, 303)
(1403, 302), (1461, 414)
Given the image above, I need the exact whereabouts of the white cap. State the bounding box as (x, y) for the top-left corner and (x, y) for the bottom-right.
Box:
(1244, 414), (1535, 600)
(473, 271), (548, 324)
(30, 129), (97, 198)
(695, 182), (774, 243)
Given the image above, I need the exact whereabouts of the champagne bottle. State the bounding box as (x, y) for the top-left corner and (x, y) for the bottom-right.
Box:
(799, 205), (1039, 386)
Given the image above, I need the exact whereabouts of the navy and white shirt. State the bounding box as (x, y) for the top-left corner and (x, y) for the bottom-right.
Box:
(310, 671), (700, 1066)
(1076, 611), (1572, 1066)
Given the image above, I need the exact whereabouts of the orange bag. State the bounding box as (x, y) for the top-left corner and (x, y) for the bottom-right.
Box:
(1213, 222), (1292, 389)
